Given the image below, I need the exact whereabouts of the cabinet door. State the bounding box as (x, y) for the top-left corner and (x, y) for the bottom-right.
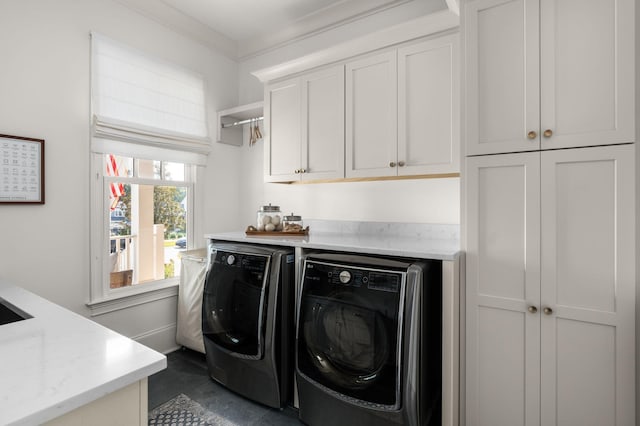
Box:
(540, 144), (635, 425)
(464, 0), (540, 155)
(45, 379), (147, 426)
(264, 78), (300, 182)
(465, 152), (541, 426)
(539, 0), (634, 150)
(345, 51), (397, 178)
(398, 34), (460, 176)
(301, 65), (345, 181)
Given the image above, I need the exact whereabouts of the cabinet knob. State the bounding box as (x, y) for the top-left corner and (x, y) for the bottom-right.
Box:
(543, 307), (553, 315)
(294, 169), (300, 174)
(527, 131), (537, 139)
(527, 306), (538, 314)
(398, 161), (405, 167)
(543, 129), (553, 138)
(300, 168), (306, 173)
(389, 162), (397, 168)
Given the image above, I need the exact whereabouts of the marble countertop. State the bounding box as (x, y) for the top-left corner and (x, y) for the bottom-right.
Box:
(0, 281), (166, 426)
(205, 221), (460, 261)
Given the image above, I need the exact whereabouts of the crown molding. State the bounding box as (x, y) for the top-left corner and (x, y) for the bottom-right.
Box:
(112, 0), (238, 59)
(446, 0), (460, 16)
(251, 9), (459, 83)
(237, 0), (412, 59)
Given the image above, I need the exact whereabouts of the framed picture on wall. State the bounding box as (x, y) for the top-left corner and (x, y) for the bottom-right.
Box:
(0, 134), (45, 204)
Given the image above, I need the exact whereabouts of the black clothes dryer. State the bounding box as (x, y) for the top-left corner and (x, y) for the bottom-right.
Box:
(202, 242), (295, 408)
(296, 253), (442, 426)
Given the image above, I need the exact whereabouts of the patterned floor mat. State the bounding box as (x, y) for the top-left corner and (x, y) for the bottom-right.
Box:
(148, 393), (232, 426)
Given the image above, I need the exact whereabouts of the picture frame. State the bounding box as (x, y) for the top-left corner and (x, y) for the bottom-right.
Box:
(0, 134), (45, 204)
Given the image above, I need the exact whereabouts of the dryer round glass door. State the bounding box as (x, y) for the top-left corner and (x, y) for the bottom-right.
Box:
(297, 260), (405, 408)
(202, 250), (270, 358)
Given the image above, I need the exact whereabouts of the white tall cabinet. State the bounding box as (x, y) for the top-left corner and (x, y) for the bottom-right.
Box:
(465, 152), (541, 426)
(538, 146), (635, 426)
(463, 0), (636, 425)
(465, 145), (635, 426)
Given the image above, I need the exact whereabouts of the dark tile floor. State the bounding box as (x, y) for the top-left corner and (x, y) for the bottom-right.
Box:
(148, 347), (302, 425)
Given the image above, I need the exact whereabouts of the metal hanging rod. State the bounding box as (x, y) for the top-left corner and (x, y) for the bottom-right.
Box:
(220, 116), (264, 129)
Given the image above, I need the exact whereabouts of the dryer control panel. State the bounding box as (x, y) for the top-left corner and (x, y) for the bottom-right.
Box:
(305, 260), (403, 293)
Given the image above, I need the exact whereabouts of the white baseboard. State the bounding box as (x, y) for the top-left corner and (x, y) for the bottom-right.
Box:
(132, 323), (180, 354)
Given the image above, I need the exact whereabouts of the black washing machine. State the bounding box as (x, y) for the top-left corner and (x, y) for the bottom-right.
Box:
(296, 253), (442, 426)
(201, 242), (295, 408)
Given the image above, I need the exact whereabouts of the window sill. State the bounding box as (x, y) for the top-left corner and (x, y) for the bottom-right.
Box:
(87, 282), (179, 316)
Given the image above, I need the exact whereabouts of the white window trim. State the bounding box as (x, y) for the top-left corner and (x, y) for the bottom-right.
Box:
(88, 285), (179, 317)
(87, 153), (202, 313)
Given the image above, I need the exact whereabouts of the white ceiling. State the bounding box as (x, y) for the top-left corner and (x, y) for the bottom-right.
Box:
(159, 0), (347, 42)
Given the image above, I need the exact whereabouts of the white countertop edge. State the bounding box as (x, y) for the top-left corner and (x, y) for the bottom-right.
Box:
(303, 241), (462, 261)
(14, 360), (166, 426)
(204, 231), (461, 261)
(0, 283), (167, 426)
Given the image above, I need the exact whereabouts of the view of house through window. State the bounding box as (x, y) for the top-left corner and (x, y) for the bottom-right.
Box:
(107, 154), (190, 289)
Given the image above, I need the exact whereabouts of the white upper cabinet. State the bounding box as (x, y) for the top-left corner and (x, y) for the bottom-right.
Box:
(464, 0), (539, 155)
(301, 66), (345, 182)
(398, 34), (460, 176)
(465, 0), (635, 155)
(539, 0), (634, 150)
(264, 78), (301, 182)
(345, 51), (398, 178)
(265, 66), (345, 183)
(265, 32), (460, 182)
(346, 34), (460, 179)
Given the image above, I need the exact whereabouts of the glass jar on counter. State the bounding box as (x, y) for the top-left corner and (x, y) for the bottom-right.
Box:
(257, 204), (282, 232)
(282, 213), (303, 233)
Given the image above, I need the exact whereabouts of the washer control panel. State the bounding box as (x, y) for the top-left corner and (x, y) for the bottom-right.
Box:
(216, 251), (267, 273)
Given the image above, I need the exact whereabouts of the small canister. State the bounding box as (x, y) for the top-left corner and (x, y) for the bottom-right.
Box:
(257, 204), (282, 232)
(283, 213), (303, 233)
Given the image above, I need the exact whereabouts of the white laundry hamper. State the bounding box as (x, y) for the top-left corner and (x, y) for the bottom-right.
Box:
(176, 248), (208, 353)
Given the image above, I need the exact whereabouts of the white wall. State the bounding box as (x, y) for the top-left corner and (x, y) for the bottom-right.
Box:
(239, 139), (460, 227)
(236, 1), (461, 228)
(0, 0), (238, 352)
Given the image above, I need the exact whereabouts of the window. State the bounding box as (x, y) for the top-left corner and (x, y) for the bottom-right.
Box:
(89, 33), (209, 307)
(106, 155), (191, 287)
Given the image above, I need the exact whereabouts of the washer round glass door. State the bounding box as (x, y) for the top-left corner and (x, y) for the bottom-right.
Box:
(202, 250), (270, 358)
(297, 260), (405, 408)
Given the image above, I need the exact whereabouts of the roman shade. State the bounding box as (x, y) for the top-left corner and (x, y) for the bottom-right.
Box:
(91, 33), (210, 164)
